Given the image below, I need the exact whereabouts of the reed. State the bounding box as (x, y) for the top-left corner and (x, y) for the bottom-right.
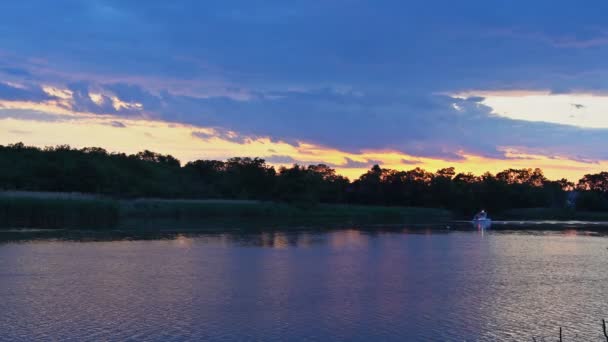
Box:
(121, 199), (452, 223)
(0, 192), (452, 229)
(0, 196), (119, 229)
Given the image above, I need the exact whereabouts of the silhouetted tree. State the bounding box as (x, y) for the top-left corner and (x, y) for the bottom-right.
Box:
(0, 142), (596, 213)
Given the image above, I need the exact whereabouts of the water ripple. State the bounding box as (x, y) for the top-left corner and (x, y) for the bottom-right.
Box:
(0, 229), (607, 341)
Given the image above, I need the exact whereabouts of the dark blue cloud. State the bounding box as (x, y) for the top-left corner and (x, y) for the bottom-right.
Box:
(159, 87), (608, 161)
(104, 83), (162, 110)
(3, 0), (608, 162)
(3, 0), (608, 91)
(0, 67), (31, 77)
(66, 82), (115, 114)
(0, 83), (54, 101)
(64, 81), (143, 115)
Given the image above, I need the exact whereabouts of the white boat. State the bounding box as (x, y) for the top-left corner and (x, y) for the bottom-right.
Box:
(472, 210), (491, 227)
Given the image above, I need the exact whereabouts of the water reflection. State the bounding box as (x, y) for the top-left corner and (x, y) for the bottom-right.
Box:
(2, 225), (608, 340)
(2, 223), (608, 246)
(0, 226), (601, 246)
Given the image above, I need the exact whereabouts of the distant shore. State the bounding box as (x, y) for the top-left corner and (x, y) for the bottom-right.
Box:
(0, 191), (452, 229)
(5, 191), (608, 230)
(495, 207), (608, 222)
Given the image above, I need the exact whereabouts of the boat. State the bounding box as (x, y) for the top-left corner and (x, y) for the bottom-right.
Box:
(472, 210), (491, 228)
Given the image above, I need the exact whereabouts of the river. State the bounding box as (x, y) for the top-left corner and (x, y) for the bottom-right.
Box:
(1, 225), (607, 341)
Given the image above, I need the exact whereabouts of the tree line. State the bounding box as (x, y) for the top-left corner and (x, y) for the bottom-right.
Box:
(2, 142), (608, 213)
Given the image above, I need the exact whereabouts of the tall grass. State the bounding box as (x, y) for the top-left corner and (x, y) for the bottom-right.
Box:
(0, 192), (452, 229)
(0, 197), (119, 229)
(122, 199), (452, 223)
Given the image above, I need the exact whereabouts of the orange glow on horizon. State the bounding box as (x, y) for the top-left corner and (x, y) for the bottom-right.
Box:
(0, 97), (606, 182)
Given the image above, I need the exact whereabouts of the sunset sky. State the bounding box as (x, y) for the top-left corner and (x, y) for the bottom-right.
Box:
(2, 1), (608, 180)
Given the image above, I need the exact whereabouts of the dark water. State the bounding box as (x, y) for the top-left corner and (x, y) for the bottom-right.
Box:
(1, 226), (608, 341)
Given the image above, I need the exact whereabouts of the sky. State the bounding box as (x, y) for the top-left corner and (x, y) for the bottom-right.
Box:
(2, 0), (608, 180)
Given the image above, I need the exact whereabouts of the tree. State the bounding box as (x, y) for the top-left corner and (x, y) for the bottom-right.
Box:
(577, 172), (608, 192)
(0, 142), (579, 212)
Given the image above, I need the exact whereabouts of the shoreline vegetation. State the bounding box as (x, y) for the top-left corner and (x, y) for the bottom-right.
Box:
(4, 142), (608, 229)
(6, 192), (608, 230)
(5, 192), (608, 230)
(0, 192), (452, 229)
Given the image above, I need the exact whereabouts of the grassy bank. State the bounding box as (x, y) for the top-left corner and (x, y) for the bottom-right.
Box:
(0, 196), (120, 229)
(8, 191), (608, 230)
(0, 192), (452, 229)
(122, 199), (452, 223)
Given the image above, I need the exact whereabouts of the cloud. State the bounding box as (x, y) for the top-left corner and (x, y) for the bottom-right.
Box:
(6, 80), (608, 164)
(265, 155), (383, 169)
(65, 82), (144, 115)
(401, 158), (422, 165)
(192, 129), (253, 144)
(4, 0), (608, 167)
(550, 32), (608, 49)
(108, 121), (126, 128)
(144, 89), (514, 160)
(265, 155), (298, 164)
(0, 67), (31, 77)
(0, 81), (148, 117)
(0, 82), (55, 102)
(0, 109), (69, 122)
(104, 83), (162, 110)
(3, 0), (608, 95)
(337, 157), (382, 168)
(490, 27), (608, 49)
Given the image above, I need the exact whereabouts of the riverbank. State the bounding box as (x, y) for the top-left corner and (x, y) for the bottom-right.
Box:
(496, 208), (608, 221)
(6, 192), (608, 230)
(0, 192), (452, 229)
(0, 196), (120, 229)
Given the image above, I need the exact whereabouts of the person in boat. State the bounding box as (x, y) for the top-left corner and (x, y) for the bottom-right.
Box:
(473, 209), (487, 221)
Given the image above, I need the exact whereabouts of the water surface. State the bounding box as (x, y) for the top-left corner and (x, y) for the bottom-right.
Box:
(1, 225), (608, 341)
